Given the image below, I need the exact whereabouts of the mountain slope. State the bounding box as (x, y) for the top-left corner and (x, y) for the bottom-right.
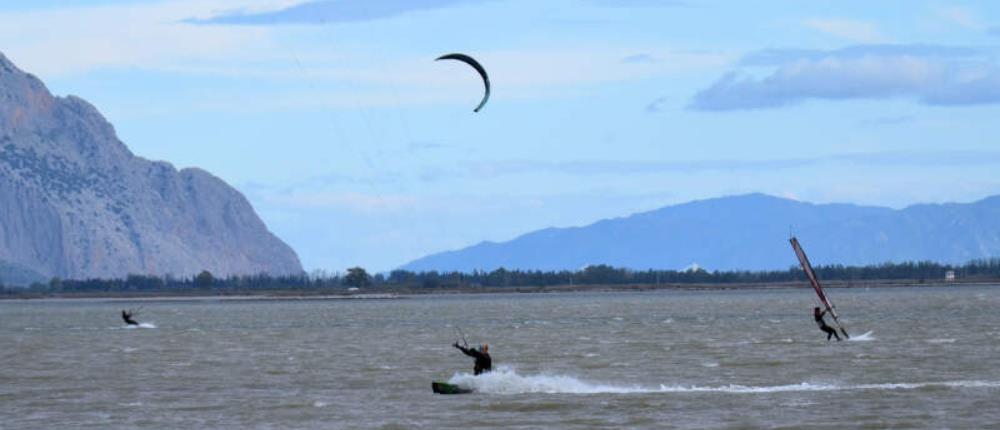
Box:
(401, 193), (1000, 272)
(0, 52), (302, 282)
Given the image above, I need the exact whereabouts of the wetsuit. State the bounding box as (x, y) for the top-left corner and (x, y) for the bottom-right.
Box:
(454, 344), (492, 375)
(122, 310), (138, 326)
(814, 309), (841, 341)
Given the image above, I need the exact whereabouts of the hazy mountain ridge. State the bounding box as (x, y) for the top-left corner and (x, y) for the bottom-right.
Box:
(0, 52), (302, 283)
(401, 193), (1000, 272)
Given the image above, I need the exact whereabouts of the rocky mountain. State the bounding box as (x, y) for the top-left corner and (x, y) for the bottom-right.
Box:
(401, 193), (1000, 272)
(0, 52), (302, 284)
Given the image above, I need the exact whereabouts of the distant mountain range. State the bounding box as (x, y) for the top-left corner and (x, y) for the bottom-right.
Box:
(0, 52), (302, 284)
(401, 193), (1000, 272)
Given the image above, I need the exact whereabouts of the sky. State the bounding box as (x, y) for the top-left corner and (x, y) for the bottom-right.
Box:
(2, 0), (1000, 272)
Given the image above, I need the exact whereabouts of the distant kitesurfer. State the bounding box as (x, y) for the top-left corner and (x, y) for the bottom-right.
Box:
(121, 310), (139, 326)
(453, 342), (492, 375)
(814, 307), (841, 341)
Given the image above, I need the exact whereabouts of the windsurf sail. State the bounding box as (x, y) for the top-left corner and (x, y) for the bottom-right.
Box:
(789, 236), (849, 339)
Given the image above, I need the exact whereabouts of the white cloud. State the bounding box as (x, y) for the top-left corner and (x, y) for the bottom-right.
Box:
(458, 151), (1000, 177)
(804, 18), (888, 43)
(0, 0), (294, 78)
(0, 1), (731, 113)
(0, 0), (729, 112)
(937, 6), (985, 31)
(103, 46), (729, 111)
(261, 190), (420, 212)
(691, 44), (1000, 110)
(189, 0), (482, 25)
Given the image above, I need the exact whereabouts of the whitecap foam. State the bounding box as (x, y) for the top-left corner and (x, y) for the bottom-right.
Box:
(925, 338), (955, 344)
(658, 380), (1000, 394)
(447, 366), (1000, 395)
(848, 331), (875, 341)
(657, 382), (837, 393)
(448, 366), (645, 394)
(123, 322), (156, 329)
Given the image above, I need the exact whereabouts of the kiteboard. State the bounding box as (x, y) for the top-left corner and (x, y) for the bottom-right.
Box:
(432, 381), (473, 395)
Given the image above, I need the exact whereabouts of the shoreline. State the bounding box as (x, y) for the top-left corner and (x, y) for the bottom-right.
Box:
(2, 279), (996, 301)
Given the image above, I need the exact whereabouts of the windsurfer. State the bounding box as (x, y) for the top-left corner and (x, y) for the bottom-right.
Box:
(814, 307), (841, 341)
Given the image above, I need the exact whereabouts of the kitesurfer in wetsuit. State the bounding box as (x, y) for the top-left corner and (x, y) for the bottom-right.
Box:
(814, 307), (841, 341)
(121, 310), (139, 326)
(453, 342), (492, 375)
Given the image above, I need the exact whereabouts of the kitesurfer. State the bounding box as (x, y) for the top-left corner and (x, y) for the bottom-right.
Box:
(814, 307), (841, 341)
(121, 310), (139, 326)
(453, 342), (492, 375)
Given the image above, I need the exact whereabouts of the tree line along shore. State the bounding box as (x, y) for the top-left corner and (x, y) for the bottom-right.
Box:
(2, 258), (999, 299)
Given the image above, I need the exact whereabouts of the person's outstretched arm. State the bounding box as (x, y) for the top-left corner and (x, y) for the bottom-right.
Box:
(454, 343), (480, 358)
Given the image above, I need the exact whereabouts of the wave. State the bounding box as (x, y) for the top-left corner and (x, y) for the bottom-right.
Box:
(654, 380), (1000, 394)
(848, 331), (875, 341)
(447, 367), (1000, 395)
(124, 322), (157, 329)
(448, 366), (646, 394)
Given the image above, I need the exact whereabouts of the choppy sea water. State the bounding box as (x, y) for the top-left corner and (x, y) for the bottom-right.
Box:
(1, 286), (999, 429)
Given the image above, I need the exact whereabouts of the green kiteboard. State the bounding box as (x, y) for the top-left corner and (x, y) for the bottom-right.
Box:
(432, 382), (473, 395)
